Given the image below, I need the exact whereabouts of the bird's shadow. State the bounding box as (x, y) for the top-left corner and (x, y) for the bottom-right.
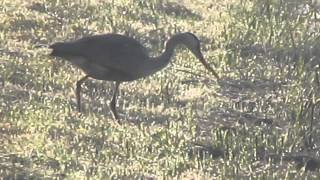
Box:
(155, 2), (203, 20)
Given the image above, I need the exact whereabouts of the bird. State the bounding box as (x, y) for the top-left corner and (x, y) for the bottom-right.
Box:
(49, 32), (219, 120)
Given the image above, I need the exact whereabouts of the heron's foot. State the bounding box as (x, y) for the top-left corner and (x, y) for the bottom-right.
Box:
(112, 111), (119, 121)
(109, 101), (120, 123)
(112, 111), (121, 124)
(77, 112), (85, 119)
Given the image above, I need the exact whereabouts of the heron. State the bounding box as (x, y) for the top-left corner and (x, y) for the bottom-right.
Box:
(49, 32), (219, 120)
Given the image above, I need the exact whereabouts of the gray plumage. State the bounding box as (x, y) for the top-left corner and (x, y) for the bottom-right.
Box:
(49, 32), (219, 120)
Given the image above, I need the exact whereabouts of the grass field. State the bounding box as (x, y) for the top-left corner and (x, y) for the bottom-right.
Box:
(1, 0), (320, 179)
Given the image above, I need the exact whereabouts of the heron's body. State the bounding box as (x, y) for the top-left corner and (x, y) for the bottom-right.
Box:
(51, 34), (170, 81)
(49, 33), (219, 120)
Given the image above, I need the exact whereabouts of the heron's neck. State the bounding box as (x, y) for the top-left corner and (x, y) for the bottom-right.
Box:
(147, 37), (178, 75)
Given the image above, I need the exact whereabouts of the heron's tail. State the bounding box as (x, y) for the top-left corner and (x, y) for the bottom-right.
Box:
(34, 44), (50, 48)
(49, 42), (80, 57)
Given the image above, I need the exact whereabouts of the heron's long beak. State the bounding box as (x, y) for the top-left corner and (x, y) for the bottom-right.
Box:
(197, 52), (220, 80)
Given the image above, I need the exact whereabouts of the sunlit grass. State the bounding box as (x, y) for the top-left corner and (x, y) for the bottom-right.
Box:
(1, 0), (320, 179)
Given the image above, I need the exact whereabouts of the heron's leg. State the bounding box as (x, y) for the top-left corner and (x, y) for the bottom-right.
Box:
(110, 81), (120, 120)
(76, 75), (89, 112)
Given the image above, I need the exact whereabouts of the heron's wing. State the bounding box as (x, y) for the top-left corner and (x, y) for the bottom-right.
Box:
(73, 34), (150, 74)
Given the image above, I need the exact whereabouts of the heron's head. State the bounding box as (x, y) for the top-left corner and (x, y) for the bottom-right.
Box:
(178, 32), (220, 79)
(178, 33), (202, 57)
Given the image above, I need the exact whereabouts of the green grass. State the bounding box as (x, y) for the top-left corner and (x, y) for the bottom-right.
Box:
(1, 0), (320, 179)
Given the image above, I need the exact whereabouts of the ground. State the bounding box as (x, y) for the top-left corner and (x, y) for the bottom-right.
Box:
(0, 0), (320, 179)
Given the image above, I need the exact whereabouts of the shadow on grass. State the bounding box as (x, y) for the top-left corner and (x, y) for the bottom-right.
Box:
(0, 154), (66, 179)
(156, 2), (202, 20)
